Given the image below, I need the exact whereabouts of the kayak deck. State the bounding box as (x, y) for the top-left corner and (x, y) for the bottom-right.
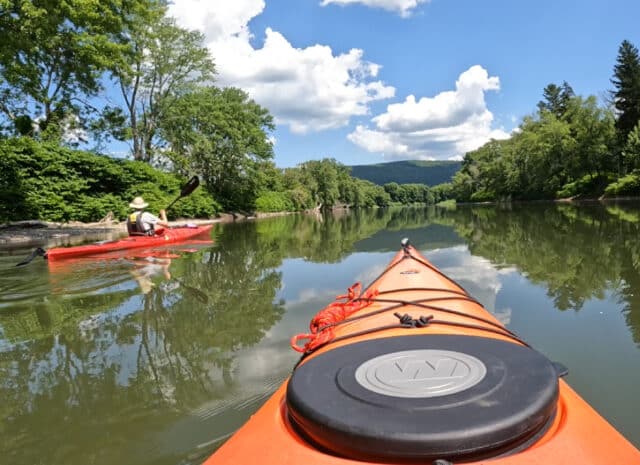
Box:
(45, 225), (213, 261)
(205, 240), (640, 464)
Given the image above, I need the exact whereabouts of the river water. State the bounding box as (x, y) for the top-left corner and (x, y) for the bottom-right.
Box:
(1, 203), (639, 464)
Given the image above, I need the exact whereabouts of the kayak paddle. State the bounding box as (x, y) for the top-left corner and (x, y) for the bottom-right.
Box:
(166, 176), (200, 211)
(15, 247), (47, 266)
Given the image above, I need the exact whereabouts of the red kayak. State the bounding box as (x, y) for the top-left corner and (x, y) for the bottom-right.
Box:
(45, 225), (214, 261)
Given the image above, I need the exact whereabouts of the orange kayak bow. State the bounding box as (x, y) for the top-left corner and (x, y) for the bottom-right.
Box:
(205, 239), (640, 464)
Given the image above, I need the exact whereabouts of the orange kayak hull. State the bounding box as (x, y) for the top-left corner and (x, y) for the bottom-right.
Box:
(205, 244), (640, 465)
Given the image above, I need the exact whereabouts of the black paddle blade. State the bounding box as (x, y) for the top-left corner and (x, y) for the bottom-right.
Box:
(16, 247), (47, 266)
(180, 176), (200, 197)
(166, 176), (201, 211)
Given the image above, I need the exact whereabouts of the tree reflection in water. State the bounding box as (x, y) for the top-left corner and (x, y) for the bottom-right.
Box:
(0, 227), (286, 465)
(440, 202), (640, 344)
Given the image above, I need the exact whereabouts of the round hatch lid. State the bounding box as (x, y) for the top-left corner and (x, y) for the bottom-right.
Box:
(286, 334), (559, 461)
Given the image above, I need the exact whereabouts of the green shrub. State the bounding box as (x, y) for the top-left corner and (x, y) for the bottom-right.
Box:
(436, 199), (457, 209)
(557, 174), (613, 198)
(169, 189), (220, 219)
(469, 189), (495, 202)
(0, 138), (219, 222)
(603, 171), (640, 197)
(255, 191), (293, 212)
(284, 187), (313, 211)
(76, 194), (129, 223)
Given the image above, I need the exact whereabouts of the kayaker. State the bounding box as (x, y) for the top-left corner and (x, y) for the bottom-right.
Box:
(127, 196), (169, 236)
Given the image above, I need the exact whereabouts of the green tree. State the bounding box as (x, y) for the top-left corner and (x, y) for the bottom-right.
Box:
(537, 81), (575, 118)
(563, 95), (616, 178)
(452, 138), (515, 201)
(611, 40), (640, 146)
(383, 182), (403, 203)
(336, 164), (356, 205)
(623, 122), (640, 172)
(161, 86), (274, 211)
(0, 0), (135, 139)
(351, 178), (390, 207)
(300, 159), (342, 209)
(106, 10), (215, 162)
(452, 92), (619, 201)
(431, 183), (453, 203)
(282, 167), (315, 210)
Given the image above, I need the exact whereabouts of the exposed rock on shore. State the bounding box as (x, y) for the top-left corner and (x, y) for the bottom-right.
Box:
(0, 220), (126, 246)
(0, 211), (295, 247)
(0, 218), (218, 246)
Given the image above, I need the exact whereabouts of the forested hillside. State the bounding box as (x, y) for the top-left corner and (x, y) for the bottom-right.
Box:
(349, 160), (461, 186)
(451, 40), (640, 201)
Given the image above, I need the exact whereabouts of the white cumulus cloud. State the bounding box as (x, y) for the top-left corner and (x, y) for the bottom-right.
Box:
(168, 0), (262, 43)
(168, 0), (395, 134)
(320, 0), (430, 17)
(348, 65), (510, 160)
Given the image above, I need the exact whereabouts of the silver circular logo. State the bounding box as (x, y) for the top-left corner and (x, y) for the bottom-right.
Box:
(355, 349), (486, 398)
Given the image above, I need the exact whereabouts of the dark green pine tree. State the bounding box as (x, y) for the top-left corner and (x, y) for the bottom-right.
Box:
(559, 81), (575, 116)
(611, 40), (640, 145)
(537, 83), (562, 116)
(537, 81), (575, 118)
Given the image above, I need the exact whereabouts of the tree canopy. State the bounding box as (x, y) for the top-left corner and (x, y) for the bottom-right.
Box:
(0, 0), (142, 139)
(106, 5), (216, 162)
(161, 86), (275, 211)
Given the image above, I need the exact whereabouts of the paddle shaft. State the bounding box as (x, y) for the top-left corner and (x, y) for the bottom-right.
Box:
(165, 196), (182, 210)
(164, 176), (200, 211)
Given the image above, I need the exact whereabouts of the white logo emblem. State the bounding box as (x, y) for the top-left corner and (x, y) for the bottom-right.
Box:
(355, 350), (486, 398)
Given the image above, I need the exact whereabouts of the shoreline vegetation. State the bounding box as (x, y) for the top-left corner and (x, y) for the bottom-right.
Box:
(5, 194), (640, 246)
(0, 138), (451, 232)
(0, 211), (298, 246)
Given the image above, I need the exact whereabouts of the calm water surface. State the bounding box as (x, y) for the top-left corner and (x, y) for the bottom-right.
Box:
(1, 204), (640, 464)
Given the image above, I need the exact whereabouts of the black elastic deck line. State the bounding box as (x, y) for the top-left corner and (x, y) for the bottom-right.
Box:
(348, 296), (514, 334)
(317, 294), (507, 334)
(295, 241), (530, 362)
(323, 315), (530, 350)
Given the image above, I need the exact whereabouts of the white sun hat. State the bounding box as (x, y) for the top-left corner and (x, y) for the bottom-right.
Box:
(129, 196), (149, 209)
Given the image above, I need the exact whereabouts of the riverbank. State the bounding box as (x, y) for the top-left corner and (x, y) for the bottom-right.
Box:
(453, 195), (640, 207)
(0, 220), (127, 246)
(5, 196), (639, 246)
(0, 212), (294, 247)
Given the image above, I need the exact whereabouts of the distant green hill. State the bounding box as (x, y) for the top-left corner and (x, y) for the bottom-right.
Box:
(349, 160), (461, 186)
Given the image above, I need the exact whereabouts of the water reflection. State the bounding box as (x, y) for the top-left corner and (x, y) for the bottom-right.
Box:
(1, 204), (640, 464)
(0, 228), (287, 465)
(439, 203), (640, 343)
(131, 256), (173, 294)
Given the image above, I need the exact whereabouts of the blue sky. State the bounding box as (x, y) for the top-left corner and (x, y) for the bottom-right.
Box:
(165, 0), (640, 167)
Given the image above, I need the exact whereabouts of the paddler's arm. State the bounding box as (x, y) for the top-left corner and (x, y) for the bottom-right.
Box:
(157, 209), (170, 228)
